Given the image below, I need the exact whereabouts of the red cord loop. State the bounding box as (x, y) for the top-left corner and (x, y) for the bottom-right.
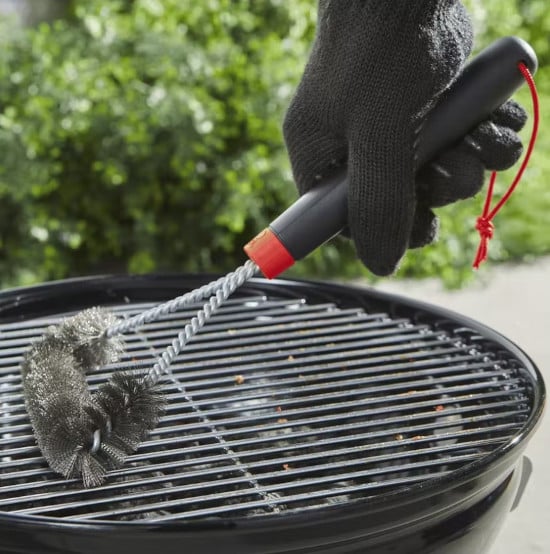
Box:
(472, 61), (540, 269)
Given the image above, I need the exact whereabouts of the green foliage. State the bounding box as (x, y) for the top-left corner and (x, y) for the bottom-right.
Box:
(0, 0), (316, 285)
(0, 0), (548, 288)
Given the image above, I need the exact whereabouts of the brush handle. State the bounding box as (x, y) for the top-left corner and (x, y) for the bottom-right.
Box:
(245, 36), (538, 278)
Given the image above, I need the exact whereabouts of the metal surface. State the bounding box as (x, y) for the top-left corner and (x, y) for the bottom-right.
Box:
(0, 281), (537, 524)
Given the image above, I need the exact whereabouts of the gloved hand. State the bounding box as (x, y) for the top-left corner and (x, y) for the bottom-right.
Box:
(283, 0), (527, 276)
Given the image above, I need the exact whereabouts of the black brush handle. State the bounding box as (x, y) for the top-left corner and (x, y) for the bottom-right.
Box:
(245, 36), (538, 278)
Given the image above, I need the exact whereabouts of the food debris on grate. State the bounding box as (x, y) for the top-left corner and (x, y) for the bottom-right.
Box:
(0, 293), (531, 522)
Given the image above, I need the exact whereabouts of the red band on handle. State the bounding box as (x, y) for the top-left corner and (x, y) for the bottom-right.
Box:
(244, 228), (295, 279)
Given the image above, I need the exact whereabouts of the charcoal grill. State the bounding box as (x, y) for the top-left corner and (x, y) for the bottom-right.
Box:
(0, 274), (544, 554)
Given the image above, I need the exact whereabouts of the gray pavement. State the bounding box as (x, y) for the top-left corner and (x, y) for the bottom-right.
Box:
(353, 256), (550, 554)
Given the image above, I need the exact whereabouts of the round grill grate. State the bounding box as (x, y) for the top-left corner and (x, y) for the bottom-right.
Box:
(0, 275), (542, 524)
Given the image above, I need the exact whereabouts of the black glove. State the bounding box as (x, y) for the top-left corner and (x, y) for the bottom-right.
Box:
(283, 0), (527, 276)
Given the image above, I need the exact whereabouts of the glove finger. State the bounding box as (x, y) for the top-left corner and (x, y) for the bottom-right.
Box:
(348, 132), (416, 276)
(416, 143), (485, 208)
(417, 100), (526, 206)
(283, 101), (347, 195)
(491, 99), (528, 132)
(466, 121), (523, 171)
(409, 204), (439, 249)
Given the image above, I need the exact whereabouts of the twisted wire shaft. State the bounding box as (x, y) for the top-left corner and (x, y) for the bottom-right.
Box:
(105, 260), (258, 338)
(144, 260), (258, 387)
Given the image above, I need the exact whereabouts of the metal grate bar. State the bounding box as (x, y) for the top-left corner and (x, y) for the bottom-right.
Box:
(0, 296), (274, 333)
(17, 473), (447, 521)
(0, 398), (526, 458)
(0, 317), (423, 369)
(3, 410), (523, 469)
(152, 370), (522, 403)
(0, 337), (467, 396)
(0, 367), (525, 445)
(133, 316), (417, 345)
(0, 433), (508, 500)
(0, 382), (525, 452)
(0, 422), (520, 482)
(110, 472), (451, 522)
(156, 359), (508, 393)
(108, 345), (489, 380)
(14, 454), (479, 518)
(0, 388), (524, 446)
(126, 323), (434, 357)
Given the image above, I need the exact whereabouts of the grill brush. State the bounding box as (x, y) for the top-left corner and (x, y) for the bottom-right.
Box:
(20, 37), (538, 486)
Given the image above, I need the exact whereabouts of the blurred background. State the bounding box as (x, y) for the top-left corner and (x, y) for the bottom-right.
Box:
(0, 0), (548, 290)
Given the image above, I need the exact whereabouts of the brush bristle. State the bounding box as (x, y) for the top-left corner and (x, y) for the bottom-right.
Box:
(94, 373), (165, 449)
(40, 396), (107, 487)
(55, 307), (125, 370)
(21, 337), (100, 483)
(21, 324), (164, 487)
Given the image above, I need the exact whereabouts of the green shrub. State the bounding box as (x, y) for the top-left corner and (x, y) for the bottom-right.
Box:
(0, 0), (548, 289)
(0, 0), (317, 285)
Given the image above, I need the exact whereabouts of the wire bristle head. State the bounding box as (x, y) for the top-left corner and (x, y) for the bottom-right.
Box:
(78, 451), (109, 488)
(22, 309), (163, 487)
(56, 307), (125, 371)
(93, 372), (165, 453)
(30, 373), (164, 488)
(35, 395), (108, 486)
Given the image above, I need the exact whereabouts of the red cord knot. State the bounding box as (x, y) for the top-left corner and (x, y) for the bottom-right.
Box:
(475, 216), (494, 240)
(471, 61), (539, 270)
(473, 216), (495, 270)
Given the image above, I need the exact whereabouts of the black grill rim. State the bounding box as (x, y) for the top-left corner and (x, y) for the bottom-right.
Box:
(0, 272), (545, 536)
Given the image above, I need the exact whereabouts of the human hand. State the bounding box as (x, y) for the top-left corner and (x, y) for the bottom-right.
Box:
(283, 0), (526, 275)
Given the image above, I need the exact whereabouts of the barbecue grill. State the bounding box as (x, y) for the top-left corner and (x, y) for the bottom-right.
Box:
(0, 273), (545, 554)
